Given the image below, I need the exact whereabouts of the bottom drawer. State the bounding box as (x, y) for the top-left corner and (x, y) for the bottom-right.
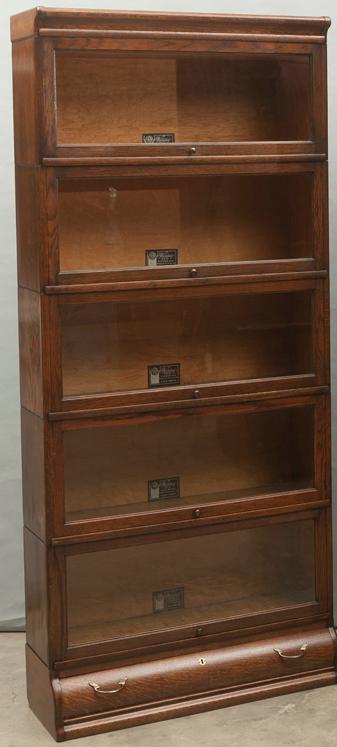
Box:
(61, 626), (336, 720)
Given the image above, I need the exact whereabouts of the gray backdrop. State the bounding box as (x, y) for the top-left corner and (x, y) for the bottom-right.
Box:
(1, 0), (336, 629)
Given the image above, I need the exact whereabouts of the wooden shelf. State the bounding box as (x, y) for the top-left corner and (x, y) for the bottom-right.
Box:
(66, 483), (312, 524)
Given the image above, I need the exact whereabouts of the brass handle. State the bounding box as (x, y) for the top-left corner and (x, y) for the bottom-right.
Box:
(89, 678), (127, 695)
(274, 643), (308, 660)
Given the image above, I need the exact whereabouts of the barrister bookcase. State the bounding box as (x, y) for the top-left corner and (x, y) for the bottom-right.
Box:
(11, 8), (334, 741)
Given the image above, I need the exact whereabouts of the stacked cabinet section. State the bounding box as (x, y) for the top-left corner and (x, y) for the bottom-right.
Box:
(12, 8), (334, 743)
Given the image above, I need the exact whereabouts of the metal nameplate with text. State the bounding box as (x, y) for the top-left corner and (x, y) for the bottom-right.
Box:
(145, 249), (178, 266)
(153, 587), (185, 613)
(142, 133), (175, 144)
(148, 364), (180, 388)
(148, 477), (180, 502)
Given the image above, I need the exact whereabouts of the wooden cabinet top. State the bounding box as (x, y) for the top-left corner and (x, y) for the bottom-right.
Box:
(11, 7), (331, 43)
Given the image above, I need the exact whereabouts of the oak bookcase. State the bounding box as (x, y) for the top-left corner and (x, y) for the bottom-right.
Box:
(11, 8), (334, 741)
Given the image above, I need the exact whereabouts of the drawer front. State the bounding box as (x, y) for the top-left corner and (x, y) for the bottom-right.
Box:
(61, 627), (335, 719)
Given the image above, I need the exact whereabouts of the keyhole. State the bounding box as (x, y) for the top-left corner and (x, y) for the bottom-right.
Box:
(199, 657), (207, 666)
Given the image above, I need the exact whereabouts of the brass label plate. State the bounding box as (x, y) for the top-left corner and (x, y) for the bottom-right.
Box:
(153, 587), (185, 613)
(145, 249), (178, 266)
(142, 133), (175, 143)
(148, 363), (180, 388)
(148, 477), (180, 502)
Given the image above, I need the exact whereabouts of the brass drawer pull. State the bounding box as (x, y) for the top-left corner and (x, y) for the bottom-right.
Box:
(89, 678), (127, 695)
(274, 643), (308, 660)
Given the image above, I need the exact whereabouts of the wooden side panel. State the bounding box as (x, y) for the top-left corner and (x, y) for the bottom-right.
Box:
(24, 529), (49, 665)
(26, 645), (62, 741)
(15, 167), (46, 290)
(21, 408), (46, 540)
(15, 166), (58, 290)
(312, 45), (328, 156)
(313, 162), (329, 270)
(18, 288), (44, 415)
(12, 38), (40, 164)
(15, 167), (40, 289)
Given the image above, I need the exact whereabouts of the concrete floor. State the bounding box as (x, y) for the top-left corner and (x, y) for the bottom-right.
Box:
(1, 634), (337, 747)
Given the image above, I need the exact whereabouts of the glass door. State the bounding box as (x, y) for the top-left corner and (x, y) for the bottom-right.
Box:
(60, 288), (314, 401)
(55, 52), (312, 148)
(57, 172), (314, 280)
(64, 516), (318, 651)
(63, 401), (315, 526)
